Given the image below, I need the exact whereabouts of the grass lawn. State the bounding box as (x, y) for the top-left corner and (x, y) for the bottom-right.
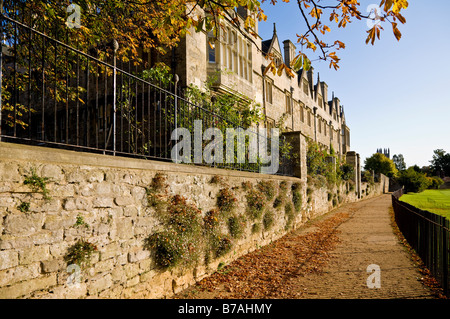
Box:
(400, 189), (450, 219)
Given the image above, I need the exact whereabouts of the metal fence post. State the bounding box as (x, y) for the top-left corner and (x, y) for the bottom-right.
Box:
(443, 218), (449, 295)
(174, 74), (179, 163)
(112, 40), (118, 156)
(174, 74), (179, 129)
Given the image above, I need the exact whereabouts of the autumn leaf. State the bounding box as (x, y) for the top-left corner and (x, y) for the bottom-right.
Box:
(306, 41), (317, 52)
(277, 64), (284, 76)
(290, 54), (303, 72)
(392, 0), (409, 14)
(334, 40), (345, 50)
(310, 7), (323, 19)
(392, 22), (402, 41)
(365, 25), (383, 45)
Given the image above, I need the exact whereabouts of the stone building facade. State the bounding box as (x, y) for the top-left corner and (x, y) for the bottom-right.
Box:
(167, 6), (351, 159)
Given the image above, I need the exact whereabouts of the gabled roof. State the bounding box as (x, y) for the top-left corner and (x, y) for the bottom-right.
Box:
(340, 105), (346, 123)
(262, 39), (272, 56)
(262, 23), (282, 58)
(314, 73), (322, 103)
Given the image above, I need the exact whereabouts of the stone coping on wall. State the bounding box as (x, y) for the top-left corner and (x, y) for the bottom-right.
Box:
(0, 142), (302, 183)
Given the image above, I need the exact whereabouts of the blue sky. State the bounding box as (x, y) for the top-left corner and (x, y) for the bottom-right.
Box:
(258, 0), (450, 168)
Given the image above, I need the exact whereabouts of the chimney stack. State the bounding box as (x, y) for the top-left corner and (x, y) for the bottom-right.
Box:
(307, 67), (314, 94)
(283, 40), (296, 67)
(321, 82), (328, 105)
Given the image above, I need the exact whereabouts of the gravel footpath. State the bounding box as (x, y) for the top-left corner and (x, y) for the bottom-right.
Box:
(175, 194), (439, 299)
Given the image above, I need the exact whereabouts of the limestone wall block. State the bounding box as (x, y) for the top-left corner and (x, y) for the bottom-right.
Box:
(126, 275), (140, 288)
(124, 262), (140, 279)
(66, 170), (85, 183)
(115, 217), (134, 239)
(43, 215), (75, 231)
(104, 171), (118, 183)
(0, 163), (21, 182)
(0, 196), (15, 208)
(0, 274), (57, 299)
(95, 182), (112, 196)
(93, 258), (115, 274)
(131, 186), (146, 202)
(52, 184), (75, 197)
(41, 259), (65, 274)
(18, 245), (50, 265)
(42, 283), (87, 299)
(86, 171), (105, 183)
(30, 199), (61, 213)
(123, 206), (138, 218)
(0, 250), (19, 270)
(41, 164), (63, 181)
(127, 250), (149, 263)
(92, 197), (114, 208)
(114, 196), (134, 207)
(111, 266), (126, 283)
(3, 212), (45, 237)
(88, 273), (112, 296)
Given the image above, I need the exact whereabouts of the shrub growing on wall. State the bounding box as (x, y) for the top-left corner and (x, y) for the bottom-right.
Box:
(145, 195), (203, 269)
(292, 182), (302, 212)
(217, 187), (237, 214)
(285, 202), (294, 230)
(64, 239), (98, 269)
(256, 180), (276, 201)
(339, 163), (355, 181)
(307, 141), (328, 177)
(228, 215), (246, 239)
(23, 167), (52, 200)
(263, 210), (275, 231)
(246, 188), (265, 220)
(306, 140), (345, 188)
(210, 234), (233, 258)
(146, 172), (169, 211)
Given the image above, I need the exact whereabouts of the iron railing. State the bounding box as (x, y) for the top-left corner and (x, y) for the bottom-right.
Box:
(0, 4), (295, 176)
(392, 188), (450, 295)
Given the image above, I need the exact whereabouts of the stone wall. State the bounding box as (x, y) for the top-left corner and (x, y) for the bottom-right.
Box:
(0, 142), (387, 299)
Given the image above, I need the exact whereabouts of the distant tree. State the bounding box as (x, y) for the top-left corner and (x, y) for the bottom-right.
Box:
(427, 176), (444, 190)
(398, 167), (431, 193)
(411, 165), (422, 173)
(430, 149), (450, 177)
(421, 165), (433, 176)
(392, 154), (406, 171)
(364, 153), (398, 178)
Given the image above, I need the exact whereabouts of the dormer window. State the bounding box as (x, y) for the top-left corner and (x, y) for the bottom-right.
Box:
(318, 95), (323, 108)
(303, 79), (309, 95)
